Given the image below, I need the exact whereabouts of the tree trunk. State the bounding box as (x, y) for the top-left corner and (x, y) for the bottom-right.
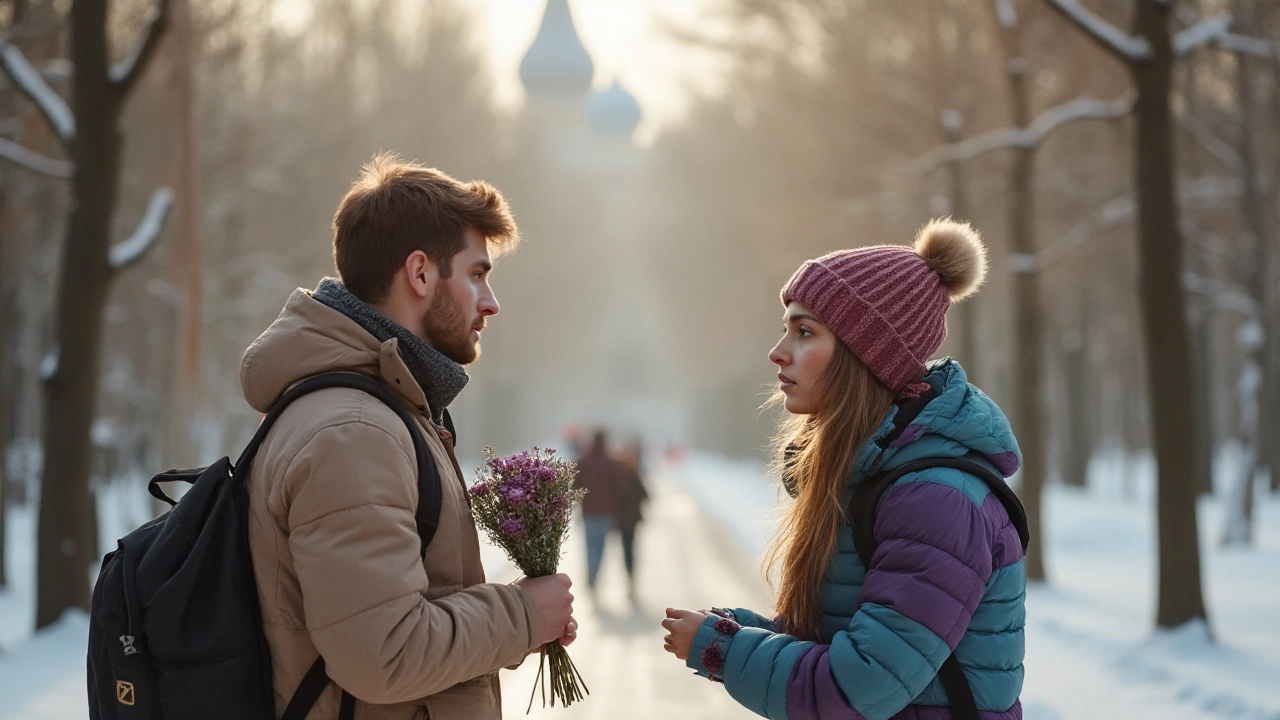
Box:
(35, 0), (124, 629)
(0, 285), (10, 588)
(1187, 288), (1215, 496)
(945, 129), (982, 385)
(997, 11), (1047, 583)
(163, 0), (203, 479)
(1222, 47), (1270, 545)
(1060, 313), (1091, 488)
(1258, 0), (1280, 494)
(1131, 1), (1208, 629)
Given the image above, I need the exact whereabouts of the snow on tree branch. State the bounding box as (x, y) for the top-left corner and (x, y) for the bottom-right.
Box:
(0, 136), (73, 178)
(1174, 13), (1233, 56)
(39, 347), (59, 382)
(109, 187), (173, 272)
(1042, 0), (1152, 61)
(1216, 33), (1274, 57)
(992, 0), (1018, 30)
(1026, 91), (1135, 141)
(109, 0), (172, 97)
(1183, 271), (1257, 318)
(1176, 114), (1243, 176)
(0, 42), (74, 146)
(906, 92), (1135, 174)
(1037, 197), (1133, 272)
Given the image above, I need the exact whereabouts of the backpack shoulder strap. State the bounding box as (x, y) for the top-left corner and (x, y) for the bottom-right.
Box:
(847, 455), (1026, 720)
(441, 407), (458, 448)
(847, 456), (1029, 572)
(236, 372), (443, 553)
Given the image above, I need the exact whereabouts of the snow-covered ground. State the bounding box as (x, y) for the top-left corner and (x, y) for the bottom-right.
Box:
(1, 451), (1278, 719)
(669, 451), (1280, 720)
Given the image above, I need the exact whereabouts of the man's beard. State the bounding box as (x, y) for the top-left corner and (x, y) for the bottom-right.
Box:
(421, 283), (482, 365)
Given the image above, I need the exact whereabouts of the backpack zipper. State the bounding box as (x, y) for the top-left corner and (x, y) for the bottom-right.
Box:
(115, 541), (141, 658)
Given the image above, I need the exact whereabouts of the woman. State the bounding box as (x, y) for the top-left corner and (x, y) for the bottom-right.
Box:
(662, 219), (1026, 720)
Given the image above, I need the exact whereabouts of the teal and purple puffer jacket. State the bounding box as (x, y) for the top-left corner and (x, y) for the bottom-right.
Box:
(687, 359), (1026, 720)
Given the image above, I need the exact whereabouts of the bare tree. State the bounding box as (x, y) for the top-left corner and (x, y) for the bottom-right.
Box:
(910, 0), (1133, 583)
(0, 0), (173, 628)
(1042, 0), (1271, 627)
(162, 0), (202, 474)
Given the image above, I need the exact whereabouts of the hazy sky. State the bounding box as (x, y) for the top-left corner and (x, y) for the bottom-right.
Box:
(470, 0), (729, 143)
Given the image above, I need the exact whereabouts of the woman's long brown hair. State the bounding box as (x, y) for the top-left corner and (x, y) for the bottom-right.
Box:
(764, 341), (897, 640)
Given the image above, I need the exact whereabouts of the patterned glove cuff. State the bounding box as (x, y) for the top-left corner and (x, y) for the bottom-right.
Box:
(686, 614), (743, 682)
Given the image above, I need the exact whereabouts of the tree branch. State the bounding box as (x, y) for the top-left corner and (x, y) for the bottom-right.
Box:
(1176, 113), (1243, 176)
(109, 0), (172, 98)
(1042, 0), (1152, 61)
(1174, 13), (1233, 56)
(1216, 33), (1274, 57)
(906, 91), (1135, 174)
(1026, 91), (1136, 143)
(109, 187), (173, 272)
(0, 136), (73, 178)
(0, 41), (74, 146)
(1037, 197), (1134, 272)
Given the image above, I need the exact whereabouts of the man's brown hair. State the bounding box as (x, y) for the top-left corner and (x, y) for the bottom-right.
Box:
(332, 154), (519, 303)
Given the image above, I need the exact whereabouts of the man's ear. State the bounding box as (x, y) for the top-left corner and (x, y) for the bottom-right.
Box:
(404, 250), (438, 301)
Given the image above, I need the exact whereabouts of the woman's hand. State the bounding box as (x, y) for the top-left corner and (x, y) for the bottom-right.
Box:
(662, 608), (710, 660)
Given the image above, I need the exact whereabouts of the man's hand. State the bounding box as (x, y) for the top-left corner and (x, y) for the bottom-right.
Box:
(661, 608), (709, 661)
(516, 574), (576, 647)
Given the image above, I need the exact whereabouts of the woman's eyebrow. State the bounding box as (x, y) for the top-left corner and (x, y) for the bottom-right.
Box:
(784, 313), (820, 325)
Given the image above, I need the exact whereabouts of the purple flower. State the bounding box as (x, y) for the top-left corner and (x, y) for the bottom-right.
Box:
(470, 482), (490, 496)
(700, 643), (725, 675)
(713, 619), (741, 637)
(500, 484), (531, 503)
(499, 518), (527, 540)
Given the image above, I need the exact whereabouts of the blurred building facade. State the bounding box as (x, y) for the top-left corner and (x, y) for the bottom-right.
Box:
(454, 0), (688, 460)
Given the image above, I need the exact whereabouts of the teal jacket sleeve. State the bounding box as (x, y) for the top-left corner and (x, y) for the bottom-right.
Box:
(685, 614), (815, 718)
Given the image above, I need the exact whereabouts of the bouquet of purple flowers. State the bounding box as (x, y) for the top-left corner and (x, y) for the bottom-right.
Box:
(470, 446), (588, 711)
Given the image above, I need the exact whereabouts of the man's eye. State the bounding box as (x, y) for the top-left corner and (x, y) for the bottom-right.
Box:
(798, 328), (812, 338)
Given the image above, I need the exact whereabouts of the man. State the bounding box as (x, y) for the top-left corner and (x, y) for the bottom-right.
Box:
(573, 429), (629, 594)
(241, 155), (576, 719)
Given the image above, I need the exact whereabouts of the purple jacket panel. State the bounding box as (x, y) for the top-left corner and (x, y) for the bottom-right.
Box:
(784, 480), (1024, 720)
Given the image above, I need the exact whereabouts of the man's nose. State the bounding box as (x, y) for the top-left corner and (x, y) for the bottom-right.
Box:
(479, 286), (499, 317)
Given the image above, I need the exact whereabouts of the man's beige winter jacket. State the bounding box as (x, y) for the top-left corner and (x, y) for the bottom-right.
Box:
(241, 289), (540, 719)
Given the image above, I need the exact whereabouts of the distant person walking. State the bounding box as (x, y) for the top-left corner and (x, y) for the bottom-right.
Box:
(616, 440), (650, 601)
(575, 429), (628, 593)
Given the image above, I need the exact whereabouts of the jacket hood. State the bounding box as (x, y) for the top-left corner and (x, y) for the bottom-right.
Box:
(240, 289), (429, 415)
(852, 358), (1022, 481)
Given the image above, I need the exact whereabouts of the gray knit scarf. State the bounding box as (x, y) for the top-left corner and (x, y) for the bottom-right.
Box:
(312, 277), (467, 422)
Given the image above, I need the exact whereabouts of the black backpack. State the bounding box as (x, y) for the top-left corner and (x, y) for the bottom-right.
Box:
(88, 372), (445, 720)
(848, 456), (1030, 720)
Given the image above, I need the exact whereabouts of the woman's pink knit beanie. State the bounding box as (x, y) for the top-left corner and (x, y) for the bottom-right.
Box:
(780, 219), (989, 392)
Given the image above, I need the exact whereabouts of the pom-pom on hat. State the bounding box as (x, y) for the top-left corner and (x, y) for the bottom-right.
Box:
(780, 218), (987, 392)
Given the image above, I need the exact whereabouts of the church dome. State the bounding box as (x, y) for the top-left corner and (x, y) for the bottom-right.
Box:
(520, 0), (594, 99)
(589, 81), (642, 136)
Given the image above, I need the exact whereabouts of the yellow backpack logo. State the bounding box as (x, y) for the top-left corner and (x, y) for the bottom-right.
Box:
(116, 680), (136, 706)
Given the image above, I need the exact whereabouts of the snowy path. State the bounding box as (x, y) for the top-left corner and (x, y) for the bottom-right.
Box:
(495, 477), (769, 718)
